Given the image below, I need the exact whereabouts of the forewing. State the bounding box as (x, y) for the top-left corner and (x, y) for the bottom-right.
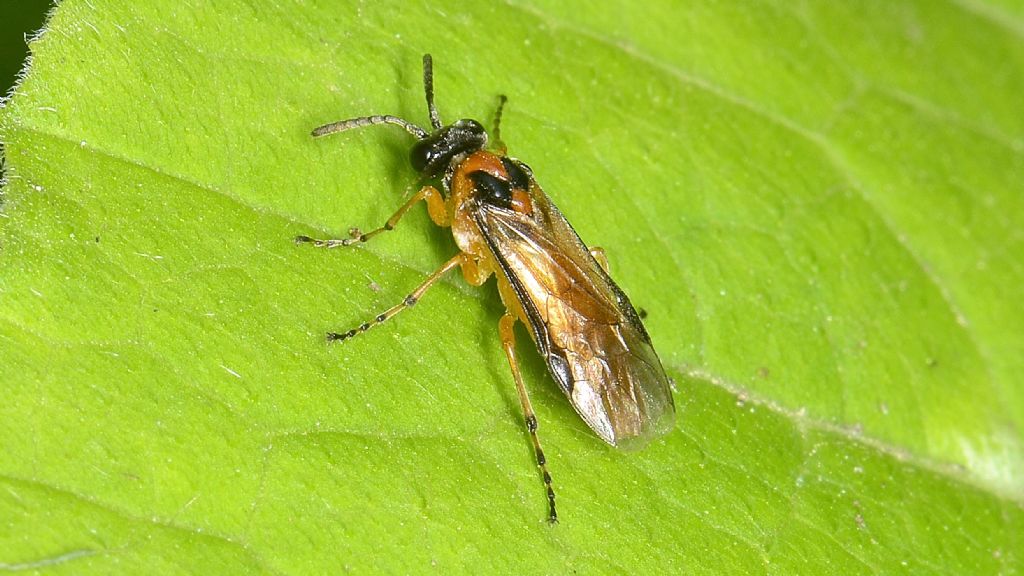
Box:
(474, 189), (676, 449)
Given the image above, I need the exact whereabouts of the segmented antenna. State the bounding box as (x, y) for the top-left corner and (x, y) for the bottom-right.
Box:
(492, 95), (509, 154)
(422, 54), (442, 130)
(311, 115), (428, 139)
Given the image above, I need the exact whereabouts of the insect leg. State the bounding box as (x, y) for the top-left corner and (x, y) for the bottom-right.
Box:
(327, 253), (465, 342)
(589, 246), (609, 273)
(295, 185), (448, 248)
(498, 313), (558, 524)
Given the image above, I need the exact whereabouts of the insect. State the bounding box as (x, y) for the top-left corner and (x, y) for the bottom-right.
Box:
(297, 54), (676, 523)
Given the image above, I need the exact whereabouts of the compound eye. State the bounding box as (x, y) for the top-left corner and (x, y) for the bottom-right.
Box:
(410, 137), (440, 174)
(469, 170), (512, 209)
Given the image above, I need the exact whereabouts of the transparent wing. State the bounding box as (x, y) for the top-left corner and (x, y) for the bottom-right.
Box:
(474, 187), (676, 449)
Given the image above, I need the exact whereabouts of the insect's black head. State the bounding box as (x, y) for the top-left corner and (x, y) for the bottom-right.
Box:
(308, 55), (491, 179)
(410, 119), (488, 178)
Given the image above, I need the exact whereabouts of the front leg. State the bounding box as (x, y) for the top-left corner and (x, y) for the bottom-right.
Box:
(295, 184), (448, 248)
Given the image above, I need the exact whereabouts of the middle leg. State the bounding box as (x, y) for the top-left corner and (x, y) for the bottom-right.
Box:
(327, 252), (465, 342)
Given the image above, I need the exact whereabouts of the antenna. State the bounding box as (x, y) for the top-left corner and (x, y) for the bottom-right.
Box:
(422, 54), (442, 130)
(492, 95), (508, 154)
(310, 115), (428, 139)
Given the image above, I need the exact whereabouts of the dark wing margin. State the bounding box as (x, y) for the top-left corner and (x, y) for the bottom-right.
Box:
(472, 191), (676, 449)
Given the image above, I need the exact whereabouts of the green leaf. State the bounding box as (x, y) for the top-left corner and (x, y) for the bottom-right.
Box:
(2, 1), (1022, 573)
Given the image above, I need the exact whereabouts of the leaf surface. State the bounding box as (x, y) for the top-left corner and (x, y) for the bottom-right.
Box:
(1, 1), (1022, 573)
